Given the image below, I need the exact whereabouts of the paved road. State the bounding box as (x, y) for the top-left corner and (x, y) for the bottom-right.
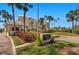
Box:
(0, 33), (14, 55)
(55, 36), (79, 43)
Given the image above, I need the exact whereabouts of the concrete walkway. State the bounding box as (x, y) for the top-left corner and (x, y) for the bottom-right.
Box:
(16, 43), (32, 49)
(55, 36), (79, 43)
(0, 33), (14, 55)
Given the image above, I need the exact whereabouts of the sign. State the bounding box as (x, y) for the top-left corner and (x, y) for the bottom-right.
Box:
(43, 34), (51, 40)
(40, 33), (53, 44)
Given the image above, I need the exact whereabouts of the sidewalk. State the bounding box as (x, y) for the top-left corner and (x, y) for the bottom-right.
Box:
(0, 33), (15, 55)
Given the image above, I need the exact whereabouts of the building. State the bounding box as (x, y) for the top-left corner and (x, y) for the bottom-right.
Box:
(4, 15), (39, 34)
(17, 15), (38, 31)
(4, 15), (48, 34)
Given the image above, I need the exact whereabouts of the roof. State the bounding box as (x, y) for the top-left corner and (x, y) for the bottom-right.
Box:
(6, 20), (23, 25)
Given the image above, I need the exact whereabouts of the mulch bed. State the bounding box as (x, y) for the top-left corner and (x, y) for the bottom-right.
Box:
(16, 32), (37, 43)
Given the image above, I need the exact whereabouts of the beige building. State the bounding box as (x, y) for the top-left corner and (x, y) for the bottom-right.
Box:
(4, 15), (48, 34)
(4, 15), (38, 34)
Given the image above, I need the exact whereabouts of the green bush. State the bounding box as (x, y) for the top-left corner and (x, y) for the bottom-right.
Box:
(67, 29), (72, 33)
(35, 36), (43, 46)
(44, 30), (55, 33)
(74, 30), (79, 34)
(0, 28), (3, 32)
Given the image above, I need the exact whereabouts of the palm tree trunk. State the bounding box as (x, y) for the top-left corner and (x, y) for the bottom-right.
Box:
(5, 18), (7, 34)
(12, 3), (16, 34)
(72, 21), (74, 33)
(48, 21), (50, 30)
(24, 11), (26, 33)
(32, 23), (33, 30)
(75, 23), (77, 32)
(24, 4), (26, 33)
(37, 3), (39, 32)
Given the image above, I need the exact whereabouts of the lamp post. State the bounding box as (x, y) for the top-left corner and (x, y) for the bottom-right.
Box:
(37, 3), (39, 32)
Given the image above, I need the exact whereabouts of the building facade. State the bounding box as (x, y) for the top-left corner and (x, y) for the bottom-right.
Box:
(4, 15), (38, 33)
(4, 15), (48, 34)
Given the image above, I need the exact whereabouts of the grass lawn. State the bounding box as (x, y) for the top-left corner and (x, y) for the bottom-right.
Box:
(16, 40), (79, 55)
(11, 36), (26, 46)
(52, 32), (79, 37)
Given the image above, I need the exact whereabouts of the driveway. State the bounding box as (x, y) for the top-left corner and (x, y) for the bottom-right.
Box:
(0, 33), (14, 55)
(55, 36), (79, 43)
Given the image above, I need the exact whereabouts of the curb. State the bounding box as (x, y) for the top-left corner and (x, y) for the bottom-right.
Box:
(3, 33), (16, 55)
(16, 43), (33, 49)
(7, 35), (16, 55)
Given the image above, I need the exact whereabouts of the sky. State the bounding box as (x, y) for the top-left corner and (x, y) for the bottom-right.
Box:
(0, 3), (79, 28)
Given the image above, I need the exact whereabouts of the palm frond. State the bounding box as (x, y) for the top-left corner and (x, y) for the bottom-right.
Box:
(23, 7), (28, 12)
(39, 17), (45, 24)
(47, 16), (54, 21)
(16, 3), (23, 10)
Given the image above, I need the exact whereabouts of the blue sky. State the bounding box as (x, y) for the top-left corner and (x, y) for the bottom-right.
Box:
(0, 3), (79, 28)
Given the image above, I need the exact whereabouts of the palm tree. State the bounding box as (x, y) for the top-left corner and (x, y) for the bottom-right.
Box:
(37, 4), (39, 32)
(39, 17), (45, 31)
(0, 9), (12, 23)
(39, 18), (45, 25)
(0, 9), (13, 33)
(8, 3), (16, 34)
(66, 10), (78, 33)
(46, 16), (54, 30)
(16, 3), (32, 33)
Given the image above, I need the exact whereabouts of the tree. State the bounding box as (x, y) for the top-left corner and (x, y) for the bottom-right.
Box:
(45, 16), (54, 30)
(39, 17), (46, 32)
(66, 10), (78, 33)
(16, 3), (32, 33)
(0, 9), (13, 33)
(8, 3), (16, 34)
(0, 9), (12, 23)
(39, 18), (45, 25)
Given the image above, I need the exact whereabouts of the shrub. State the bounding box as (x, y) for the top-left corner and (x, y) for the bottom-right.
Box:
(74, 30), (79, 34)
(35, 35), (43, 46)
(44, 30), (55, 33)
(67, 29), (72, 33)
(0, 28), (3, 32)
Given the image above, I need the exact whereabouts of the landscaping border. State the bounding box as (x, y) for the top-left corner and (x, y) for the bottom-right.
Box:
(4, 33), (16, 55)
